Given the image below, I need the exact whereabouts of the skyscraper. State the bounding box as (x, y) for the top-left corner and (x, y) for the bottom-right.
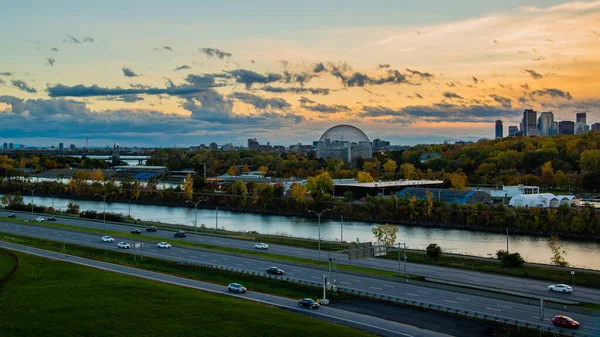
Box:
(576, 112), (587, 124)
(559, 121), (575, 135)
(576, 112), (588, 134)
(538, 111), (554, 136)
(508, 126), (518, 137)
(521, 109), (537, 136)
(495, 120), (503, 139)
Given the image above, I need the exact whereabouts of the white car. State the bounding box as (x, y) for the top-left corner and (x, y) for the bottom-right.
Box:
(117, 242), (131, 249)
(35, 217), (45, 222)
(101, 236), (115, 243)
(157, 242), (172, 249)
(227, 283), (247, 293)
(548, 284), (573, 293)
(254, 243), (269, 250)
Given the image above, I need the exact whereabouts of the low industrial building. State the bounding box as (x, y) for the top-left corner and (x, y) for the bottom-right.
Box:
(333, 180), (444, 199)
(508, 193), (579, 208)
(397, 188), (492, 204)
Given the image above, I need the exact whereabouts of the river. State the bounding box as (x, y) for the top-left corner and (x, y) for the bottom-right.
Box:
(8, 195), (600, 270)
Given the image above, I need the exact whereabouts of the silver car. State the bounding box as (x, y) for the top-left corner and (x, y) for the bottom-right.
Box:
(548, 284), (573, 293)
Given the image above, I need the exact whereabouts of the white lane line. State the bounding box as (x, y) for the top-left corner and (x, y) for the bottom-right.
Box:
(532, 316), (539, 319)
(350, 279), (361, 282)
(444, 300), (458, 304)
(456, 297), (471, 301)
(405, 293), (419, 297)
(497, 305), (512, 309)
(485, 307), (502, 312)
(340, 281), (352, 285)
(416, 290), (430, 294)
(382, 284), (394, 288)
(371, 287), (382, 290)
(311, 276), (321, 279)
(190, 256), (198, 258)
(292, 269), (301, 272)
(200, 254), (208, 257)
(286, 273), (295, 275)
(234, 264), (243, 267)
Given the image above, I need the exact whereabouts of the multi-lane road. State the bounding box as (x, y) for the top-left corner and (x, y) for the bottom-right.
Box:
(1, 214), (599, 336)
(3, 210), (598, 305)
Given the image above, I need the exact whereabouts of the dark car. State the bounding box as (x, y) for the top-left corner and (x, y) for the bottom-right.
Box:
(47, 216), (57, 221)
(146, 226), (158, 232)
(131, 229), (142, 234)
(298, 298), (320, 309)
(266, 267), (284, 275)
(174, 231), (187, 238)
(7, 213), (16, 218)
(551, 315), (579, 329)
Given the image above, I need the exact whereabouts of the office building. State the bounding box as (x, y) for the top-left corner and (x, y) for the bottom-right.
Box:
(559, 121), (575, 135)
(495, 120), (503, 139)
(9, 143), (13, 149)
(247, 138), (259, 149)
(575, 112), (588, 134)
(576, 113), (587, 124)
(2, 143), (6, 149)
(521, 109), (537, 136)
(592, 123), (600, 131)
(508, 126), (519, 137)
(538, 112), (554, 136)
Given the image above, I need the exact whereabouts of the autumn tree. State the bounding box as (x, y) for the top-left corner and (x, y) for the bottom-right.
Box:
(257, 166), (268, 175)
(290, 184), (307, 205)
(356, 171), (373, 183)
(400, 163), (416, 180)
(548, 235), (568, 267)
(232, 180), (247, 195)
(383, 159), (397, 179)
(580, 149), (600, 172)
(540, 161), (554, 187)
(182, 173), (194, 200)
(90, 169), (104, 182)
(444, 171), (468, 190)
(371, 223), (399, 246)
(306, 172), (333, 200)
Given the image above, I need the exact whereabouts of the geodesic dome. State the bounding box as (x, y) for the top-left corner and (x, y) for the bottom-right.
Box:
(316, 125), (372, 162)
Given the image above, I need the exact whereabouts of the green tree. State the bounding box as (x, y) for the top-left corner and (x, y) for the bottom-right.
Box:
(548, 235), (568, 267)
(400, 163), (416, 180)
(290, 184), (307, 205)
(306, 172), (333, 200)
(67, 202), (80, 215)
(382, 159), (397, 179)
(253, 183), (274, 208)
(232, 180), (247, 195)
(343, 191), (354, 202)
(371, 224), (399, 246)
(426, 243), (442, 260)
(356, 171), (373, 183)
(580, 149), (600, 172)
(500, 252), (525, 268)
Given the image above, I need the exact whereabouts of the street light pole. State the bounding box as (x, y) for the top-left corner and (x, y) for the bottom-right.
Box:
(309, 209), (331, 259)
(25, 187), (39, 219)
(215, 207), (219, 231)
(94, 192), (114, 229)
(187, 198), (206, 235)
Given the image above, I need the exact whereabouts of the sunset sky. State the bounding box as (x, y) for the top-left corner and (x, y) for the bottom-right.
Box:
(1, 0), (599, 147)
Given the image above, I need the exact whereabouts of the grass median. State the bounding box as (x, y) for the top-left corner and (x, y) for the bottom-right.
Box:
(0, 251), (373, 337)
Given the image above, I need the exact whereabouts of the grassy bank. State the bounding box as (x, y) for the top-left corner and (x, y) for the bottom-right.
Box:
(0, 251), (16, 276)
(383, 250), (600, 288)
(0, 251), (372, 337)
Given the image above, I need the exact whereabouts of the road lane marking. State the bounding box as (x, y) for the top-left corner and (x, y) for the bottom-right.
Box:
(456, 297), (471, 301)
(405, 293), (419, 297)
(341, 281), (352, 285)
(444, 300), (458, 304)
(485, 307), (502, 312)
(497, 305), (512, 309)
(350, 279), (361, 282)
(416, 290), (430, 294)
(371, 287), (382, 290)
(311, 276), (321, 279)
(382, 284), (394, 288)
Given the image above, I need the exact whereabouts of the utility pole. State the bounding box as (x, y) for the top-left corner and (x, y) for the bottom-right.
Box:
(187, 198), (206, 235)
(506, 228), (509, 253)
(340, 215), (343, 243)
(25, 187), (39, 219)
(309, 209), (331, 259)
(215, 207), (219, 231)
(94, 192), (114, 229)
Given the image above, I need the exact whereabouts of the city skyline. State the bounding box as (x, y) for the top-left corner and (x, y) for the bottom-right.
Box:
(1, 0), (600, 147)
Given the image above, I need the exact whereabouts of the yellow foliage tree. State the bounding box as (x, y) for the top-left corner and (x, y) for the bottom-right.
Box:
(371, 224), (399, 246)
(383, 159), (397, 179)
(290, 184), (307, 204)
(400, 163), (416, 180)
(183, 173), (194, 200)
(90, 169), (104, 182)
(356, 171), (373, 183)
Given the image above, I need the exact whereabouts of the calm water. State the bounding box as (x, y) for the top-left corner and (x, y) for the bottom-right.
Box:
(8, 195), (600, 270)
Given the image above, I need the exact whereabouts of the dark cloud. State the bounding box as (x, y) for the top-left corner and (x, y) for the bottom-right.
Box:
(443, 92), (463, 99)
(122, 67), (139, 77)
(0, 78), (5, 85)
(299, 97), (315, 104)
(227, 69), (282, 89)
(101, 95), (145, 103)
(261, 86), (330, 95)
(231, 92), (291, 110)
(50, 47), (59, 52)
(278, 60), (289, 68)
(333, 69), (409, 87)
(47, 83), (210, 98)
(377, 64), (391, 69)
(64, 34), (81, 43)
(184, 73), (231, 87)
(488, 94), (512, 108)
(199, 47), (232, 59)
(593, 30), (600, 37)
(282, 71), (314, 85)
(446, 82), (456, 87)
(546, 39), (555, 43)
(303, 103), (350, 114)
(0, 72), (13, 76)
(313, 63), (326, 73)
(406, 68), (435, 81)
(46, 57), (55, 66)
(517, 50), (528, 54)
(532, 88), (573, 100)
(83, 37), (95, 43)
(520, 83), (530, 91)
(154, 46), (173, 51)
(11, 80), (37, 93)
(524, 69), (543, 79)
(174, 65), (192, 71)
(493, 40), (499, 44)
(358, 103), (520, 123)
(414, 93), (423, 99)
(472, 76), (479, 84)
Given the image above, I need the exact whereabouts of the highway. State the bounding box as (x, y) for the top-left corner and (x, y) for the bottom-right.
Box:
(0, 241), (449, 337)
(1, 217), (599, 336)
(3, 210), (599, 306)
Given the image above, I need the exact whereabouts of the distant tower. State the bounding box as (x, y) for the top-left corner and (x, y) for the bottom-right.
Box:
(495, 120), (503, 139)
(576, 112), (588, 134)
(85, 136), (88, 149)
(538, 112), (554, 136)
(508, 126), (518, 137)
(521, 109), (537, 136)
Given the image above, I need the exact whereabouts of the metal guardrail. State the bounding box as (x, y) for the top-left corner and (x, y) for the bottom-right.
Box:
(176, 257), (592, 337)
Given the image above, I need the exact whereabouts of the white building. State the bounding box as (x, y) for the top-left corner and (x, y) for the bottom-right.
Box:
(509, 193), (579, 208)
(490, 185), (540, 199)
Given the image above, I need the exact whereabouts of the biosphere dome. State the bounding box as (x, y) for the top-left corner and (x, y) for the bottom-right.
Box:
(316, 125), (372, 162)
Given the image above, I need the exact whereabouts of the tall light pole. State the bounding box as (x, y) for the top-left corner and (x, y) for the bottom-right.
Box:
(95, 192), (114, 229)
(187, 198), (206, 235)
(309, 208), (331, 259)
(25, 187), (39, 219)
(215, 207), (219, 231)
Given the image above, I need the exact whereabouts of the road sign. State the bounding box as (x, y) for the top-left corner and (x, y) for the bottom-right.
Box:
(134, 243), (143, 248)
(373, 242), (387, 257)
(348, 242), (374, 260)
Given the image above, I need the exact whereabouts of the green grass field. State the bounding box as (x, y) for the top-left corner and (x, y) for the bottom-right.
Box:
(0, 251), (372, 337)
(0, 252), (16, 277)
